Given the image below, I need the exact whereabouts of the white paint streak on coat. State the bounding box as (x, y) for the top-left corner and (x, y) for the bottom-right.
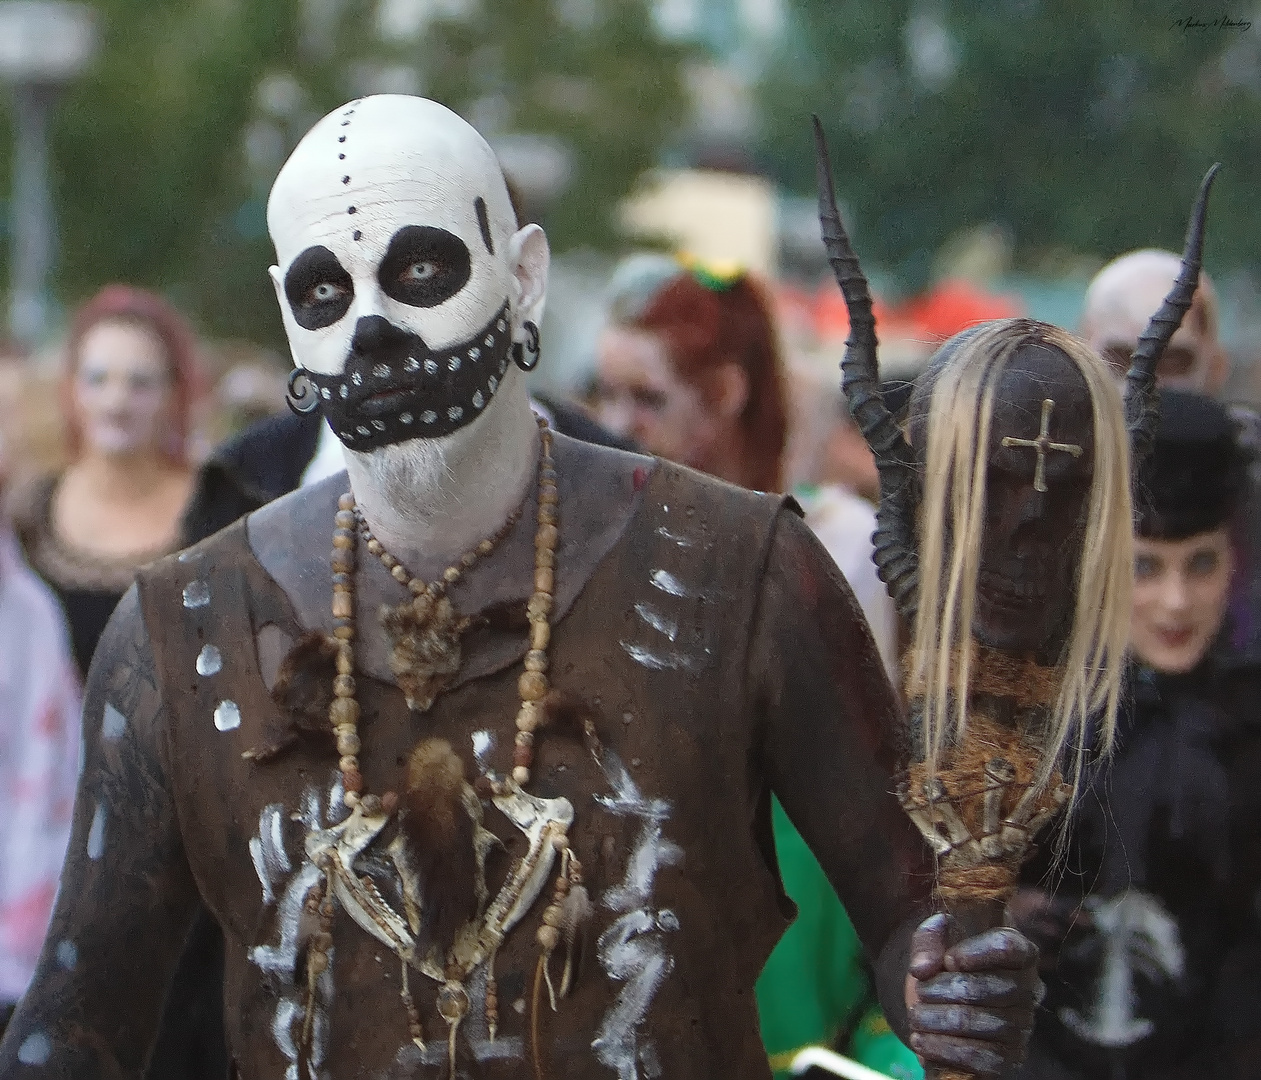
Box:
(648, 569), (691, 597)
(250, 803), (291, 907)
(86, 802), (106, 860)
(250, 862), (322, 977)
(619, 641), (698, 673)
(633, 603), (678, 642)
(654, 526), (695, 548)
(302, 786), (323, 829)
(472, 729), (494, 773)
(592, 911), (676, 1080)
(591, 752), (682, 1078)
(251, 782), (336, 1077)
(596, 754), (683, 912)
(272, 998), (300, 1074)
(247, 838), (271, 906)
(271, 807), (291, 870)
(101, 703), (126, 740)
(328, 774), (348, 824)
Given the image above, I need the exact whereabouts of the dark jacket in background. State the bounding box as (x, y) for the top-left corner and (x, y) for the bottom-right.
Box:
(1015, 641), (1261, 1080)
(179, 410), (324, 546)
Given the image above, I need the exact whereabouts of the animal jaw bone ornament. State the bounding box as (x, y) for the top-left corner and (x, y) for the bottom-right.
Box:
(298, 759), (578, 1077)
(813, 116), (1219, 1077)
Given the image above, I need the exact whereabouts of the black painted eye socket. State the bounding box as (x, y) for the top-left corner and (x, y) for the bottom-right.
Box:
(284, 246), (354, 330)
(378, 226), (472, 308)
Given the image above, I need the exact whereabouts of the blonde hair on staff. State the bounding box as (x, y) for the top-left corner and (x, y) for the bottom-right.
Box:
(910, 321), (1133, 798)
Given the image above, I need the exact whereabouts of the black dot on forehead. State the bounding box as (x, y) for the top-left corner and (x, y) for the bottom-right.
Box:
(348, 206), (357, 215)
(339, 154), (345, 160)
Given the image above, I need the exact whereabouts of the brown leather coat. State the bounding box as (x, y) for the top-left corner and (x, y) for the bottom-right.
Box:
(0, 438), (933, 1079)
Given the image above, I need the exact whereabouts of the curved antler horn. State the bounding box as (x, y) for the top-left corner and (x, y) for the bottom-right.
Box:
(814, 115), (921, 620)
(1124, 163), (1221, 469)
(814, 115), (910, 463)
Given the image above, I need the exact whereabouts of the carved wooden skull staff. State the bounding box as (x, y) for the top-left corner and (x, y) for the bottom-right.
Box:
(814, 116), (1219, 1080)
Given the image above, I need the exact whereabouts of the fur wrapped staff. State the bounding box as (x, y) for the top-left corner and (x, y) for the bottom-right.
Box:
(813, 114), (1219, 1079)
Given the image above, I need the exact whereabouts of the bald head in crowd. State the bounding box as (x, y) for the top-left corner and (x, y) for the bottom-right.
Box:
(1081, 248), (1228, 395)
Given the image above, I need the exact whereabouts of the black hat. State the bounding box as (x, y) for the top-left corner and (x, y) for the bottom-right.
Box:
(1136, 388), (1252, 540)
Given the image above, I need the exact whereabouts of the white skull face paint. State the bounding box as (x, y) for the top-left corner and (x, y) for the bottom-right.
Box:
(267, 96), (533, 449)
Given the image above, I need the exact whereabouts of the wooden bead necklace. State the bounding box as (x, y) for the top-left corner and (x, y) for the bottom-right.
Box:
(315, 415), (589, 1072)
(329, 414), (557, 807)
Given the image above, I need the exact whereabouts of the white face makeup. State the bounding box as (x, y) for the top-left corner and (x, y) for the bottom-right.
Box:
(268, 96), (544, 450)
(1131, 528), (1234, 674)
(73, 320), (174, 459)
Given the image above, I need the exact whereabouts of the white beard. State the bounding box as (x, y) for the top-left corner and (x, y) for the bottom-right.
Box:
(347, 437), (453, 526)
(341, 368), (538, 568)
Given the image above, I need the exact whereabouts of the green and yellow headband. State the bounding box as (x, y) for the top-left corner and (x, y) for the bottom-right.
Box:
(675, 251), (747, 292)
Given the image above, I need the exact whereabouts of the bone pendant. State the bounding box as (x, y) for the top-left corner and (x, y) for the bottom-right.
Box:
(448, 783), (574, 971)
(331, 863), (416, 956)
(488, 783), (574, 932)
(306, 803), (418, 957)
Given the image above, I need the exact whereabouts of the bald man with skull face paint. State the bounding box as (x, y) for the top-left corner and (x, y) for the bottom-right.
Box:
(269, 98), (535, 451)
(0, 98), (1039, 1080)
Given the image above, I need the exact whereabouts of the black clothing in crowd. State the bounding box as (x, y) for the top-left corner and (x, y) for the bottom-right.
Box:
(1018, 648), (1261, 1080)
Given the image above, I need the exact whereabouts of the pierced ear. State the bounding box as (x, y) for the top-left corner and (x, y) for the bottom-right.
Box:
(507, 224), (549, 330)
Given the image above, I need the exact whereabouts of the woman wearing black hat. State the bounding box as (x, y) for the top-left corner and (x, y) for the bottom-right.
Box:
(1010, 388), (1261, 1080)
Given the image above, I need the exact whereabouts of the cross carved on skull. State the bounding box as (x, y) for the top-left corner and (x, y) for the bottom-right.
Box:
(1000, 398), (1085, 494)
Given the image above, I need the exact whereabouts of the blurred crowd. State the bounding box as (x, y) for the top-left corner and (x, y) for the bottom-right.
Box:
(0, 230), (1260, 1080)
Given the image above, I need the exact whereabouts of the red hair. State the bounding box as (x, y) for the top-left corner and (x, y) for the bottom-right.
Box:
(61, 285), (206, 466)
(632, 273), (788, 493)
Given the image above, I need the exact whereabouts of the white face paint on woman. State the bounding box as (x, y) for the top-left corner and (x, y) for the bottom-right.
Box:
(267, 95), (548, 454)
(73, 320), (175, 460)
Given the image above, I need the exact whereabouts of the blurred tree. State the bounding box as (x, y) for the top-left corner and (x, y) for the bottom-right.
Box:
(0, 0), (687, 351)
(388, 0), (690, 250)
(43, 0), (331, 348)
(757, 0), (1261, 294)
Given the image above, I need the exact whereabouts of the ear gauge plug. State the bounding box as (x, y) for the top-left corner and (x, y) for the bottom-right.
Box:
(285, 369), (321, 415)
(512, 321), (541, 372)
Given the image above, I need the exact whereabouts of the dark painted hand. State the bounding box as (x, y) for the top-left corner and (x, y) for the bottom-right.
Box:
(907, 913), (1043, 1077)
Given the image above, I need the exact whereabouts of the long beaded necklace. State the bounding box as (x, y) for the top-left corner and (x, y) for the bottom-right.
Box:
(330, 413), (557, 798)
(305, 415), (586, 1075)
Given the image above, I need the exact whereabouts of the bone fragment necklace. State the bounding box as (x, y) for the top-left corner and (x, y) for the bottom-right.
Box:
(301, 415), (587, 1077)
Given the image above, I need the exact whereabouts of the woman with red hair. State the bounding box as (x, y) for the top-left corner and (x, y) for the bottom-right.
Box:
(593, 254), (788, 493)
(13, 285), (206, 678)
